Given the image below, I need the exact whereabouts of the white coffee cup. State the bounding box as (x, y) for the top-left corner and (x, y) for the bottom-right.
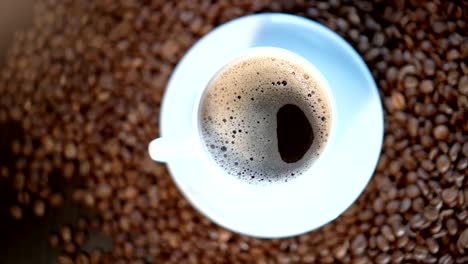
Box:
(148, 14), (383, 238)
(150, 46), (336, 171)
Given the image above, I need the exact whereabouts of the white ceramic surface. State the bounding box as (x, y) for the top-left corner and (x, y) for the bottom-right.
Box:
(148, 13), (384, 238)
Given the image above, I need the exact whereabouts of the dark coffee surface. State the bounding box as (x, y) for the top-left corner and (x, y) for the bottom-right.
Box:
(200, 54), (331, 184)
(277, 104), (314, 163)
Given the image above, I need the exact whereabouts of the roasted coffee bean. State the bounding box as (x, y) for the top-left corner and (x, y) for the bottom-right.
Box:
(60, 226), (72, 243)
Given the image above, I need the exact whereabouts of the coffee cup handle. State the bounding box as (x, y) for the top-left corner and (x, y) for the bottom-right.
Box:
(148, 137), (194, 163)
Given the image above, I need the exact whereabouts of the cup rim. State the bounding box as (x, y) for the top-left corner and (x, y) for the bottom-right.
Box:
(192, 46), (337, 187)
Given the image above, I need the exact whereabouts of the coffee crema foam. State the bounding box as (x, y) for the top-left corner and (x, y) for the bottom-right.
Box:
(200, 54), (331, 184)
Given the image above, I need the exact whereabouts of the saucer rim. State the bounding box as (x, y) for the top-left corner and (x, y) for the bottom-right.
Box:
(159, 13), (384, 238)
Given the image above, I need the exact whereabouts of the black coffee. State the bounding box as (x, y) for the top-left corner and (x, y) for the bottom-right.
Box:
(200, 53), (331, 184)
(277, 104), (313, 163)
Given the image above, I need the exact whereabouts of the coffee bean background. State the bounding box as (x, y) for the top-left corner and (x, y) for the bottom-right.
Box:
(0, 0), (466, 263)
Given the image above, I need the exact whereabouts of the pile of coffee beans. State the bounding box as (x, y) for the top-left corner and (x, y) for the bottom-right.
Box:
(0, 0), (466, 263)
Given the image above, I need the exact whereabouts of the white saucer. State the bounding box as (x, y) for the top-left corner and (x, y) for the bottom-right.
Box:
(159, 14), (383, 238)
